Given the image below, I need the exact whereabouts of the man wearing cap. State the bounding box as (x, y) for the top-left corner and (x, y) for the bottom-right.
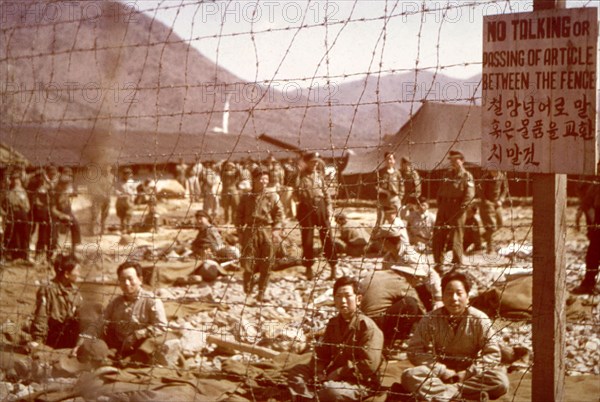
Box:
(372, 205), (443, 311)
(376, 152), (404, 226)
(236, 168), (283, 301)
(51, 173), (81, 253)
(115, 167), (137, 233)
(297, 152), (338, 280)
(400, 157), (422, 206)
(334, 212), (368, 257)
(191, 210), (240, 263)
(432, 150), (475, 272)
(30, 255), (85, 350)
(406, 197), (436, 250)
(220, 160), (241, 225)
(103, 262), (167, 359)
(478, 169), (509, 254)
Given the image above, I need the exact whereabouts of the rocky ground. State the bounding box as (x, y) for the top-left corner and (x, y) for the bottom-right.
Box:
(0, 196), (598, 400)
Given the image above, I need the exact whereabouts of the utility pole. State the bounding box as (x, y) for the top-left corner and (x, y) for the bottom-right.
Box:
(531, 1), (567, 401)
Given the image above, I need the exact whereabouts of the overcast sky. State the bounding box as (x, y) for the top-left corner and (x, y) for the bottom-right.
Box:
(142, 0), (598, 87)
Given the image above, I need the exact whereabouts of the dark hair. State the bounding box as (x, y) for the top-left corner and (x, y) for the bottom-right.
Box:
(384, 151), (394, 158)
(117, 261), (143, 279)
(333, 276), (360, 295)
(54, 254), (80, 277)
(252, 167), (269, 179)
(441, 271), (472, 294)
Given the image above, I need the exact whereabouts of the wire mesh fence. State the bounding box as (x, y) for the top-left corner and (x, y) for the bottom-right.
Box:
(0, 0), (598, 400)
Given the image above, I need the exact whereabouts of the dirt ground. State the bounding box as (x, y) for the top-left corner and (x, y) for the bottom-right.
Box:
(0, 196), (598, 401)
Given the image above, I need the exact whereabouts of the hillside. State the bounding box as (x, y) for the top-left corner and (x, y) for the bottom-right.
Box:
(0, 0), (355, 157)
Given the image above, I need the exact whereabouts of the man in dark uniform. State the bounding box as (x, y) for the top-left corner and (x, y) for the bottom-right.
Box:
(478, 169), (509, 254)
(288, 276), (384, 401)
(432, 150), (475, 272)
(2, 171), (31, 261)
(31, 165), (59, 262)
(400, 156), (422, 205)
(296, 152), (338, 280)
(236, 168), (283, 302)
(376, 152), (404, 226)
(89, 164), (114, 235)
(220, 161), (241, 225)
(572, 181), (600, 295)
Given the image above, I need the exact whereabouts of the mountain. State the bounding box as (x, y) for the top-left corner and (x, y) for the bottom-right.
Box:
(0, 0), (356, 155)
(0, 0), (482, 161)
(314, 70), (482, 146)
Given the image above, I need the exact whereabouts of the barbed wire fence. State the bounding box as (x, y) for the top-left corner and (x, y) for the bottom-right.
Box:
(0, 0), (598, 400)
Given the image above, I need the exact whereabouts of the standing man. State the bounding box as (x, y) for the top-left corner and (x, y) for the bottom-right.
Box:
(281, 157), (299, 218)
(103, 262), (167, 360)
(479, 169), (509, 254)
(432, 150), (475, 273)
(174, 157), (188, 188)
(89, 164), (114, 236)
(236, 168), (283, 302)
(288, 276), (384, 401)
(201, 162), (221, 222)
(115, 167), (136, 234)
(1, 171), (31, 261)
(376, 152), (404, 226)
(31, 165), (59, 263)
(571, 181), (600, 295)
(51, 173), (81, 254)
(296, 152), (338, 280)
(400, 156), (422, 219)
(220, 161), (241, 225)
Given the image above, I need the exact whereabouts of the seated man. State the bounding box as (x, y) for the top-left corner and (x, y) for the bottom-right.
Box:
(334, 212), (369, 257)
(103, 262), (167, 360)
(191, 210), (239, 262)
(288, 276), (384, 401)
(401, 271), (509, 401)
(30, 254), (85, 350)
(359, 271), (424, 351)
(405, 197), (435, 250)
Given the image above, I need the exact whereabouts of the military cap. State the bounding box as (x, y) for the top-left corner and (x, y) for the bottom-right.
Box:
(302, 152), (319, 162)
(448, 150), (465, 160)
(335, 212), (348, 223)
(195, 210), (212, 223)
(400, 156), (411, 163)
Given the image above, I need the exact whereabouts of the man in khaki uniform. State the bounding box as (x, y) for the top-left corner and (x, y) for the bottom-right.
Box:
(297, 152), (338, 280)
(220, 161), (241, 225)
(30, 255), (84, 351)
(432, 150), (475, 272)
(376, 152), (404, 226)
(478, 170), (509, 254)
(236, 168), (283, 302)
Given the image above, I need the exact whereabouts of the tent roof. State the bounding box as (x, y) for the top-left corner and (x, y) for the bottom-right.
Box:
(343, 102), (482, 174)
(1, 125), (296, 167)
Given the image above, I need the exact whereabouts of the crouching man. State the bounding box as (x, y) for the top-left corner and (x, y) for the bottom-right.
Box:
(103, 262), (167, 362)
(401, 271), (509, 401)
(288, 276), (384, 401)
